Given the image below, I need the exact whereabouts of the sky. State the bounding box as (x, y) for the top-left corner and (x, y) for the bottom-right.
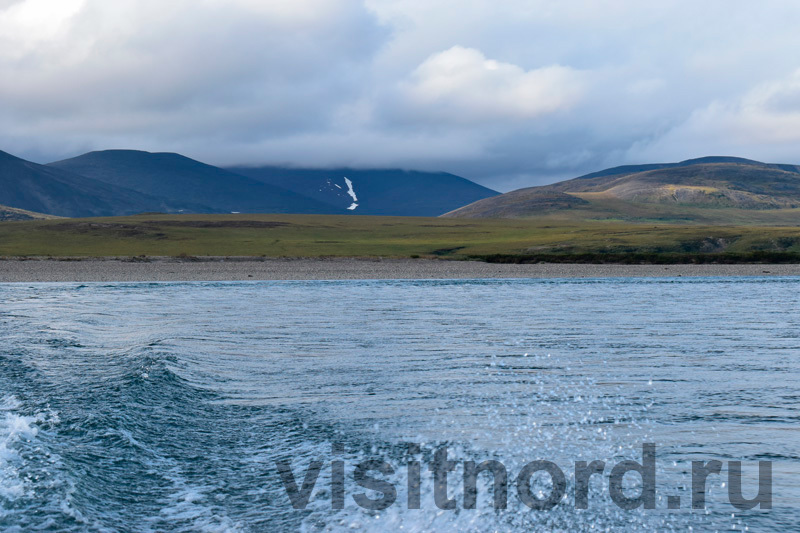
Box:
(2, 0), (800, 191)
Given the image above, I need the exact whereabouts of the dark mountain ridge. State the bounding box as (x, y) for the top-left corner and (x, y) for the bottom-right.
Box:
(227, 166), (499, 216)
(0, 149), (189, 217)
(48, 150), (338, 215)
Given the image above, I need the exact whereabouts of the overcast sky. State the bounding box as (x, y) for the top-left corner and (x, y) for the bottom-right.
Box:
(2, 1), (800, 190)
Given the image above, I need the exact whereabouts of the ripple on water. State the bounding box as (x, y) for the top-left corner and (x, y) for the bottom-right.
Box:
(0, 278), (797, 531)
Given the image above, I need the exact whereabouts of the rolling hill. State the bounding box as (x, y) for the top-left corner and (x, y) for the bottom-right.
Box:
(48, 150), (338, 215)
(226, 166), (499, 216)
(445, 157), (800, 222)
(0, 149), (192, 217)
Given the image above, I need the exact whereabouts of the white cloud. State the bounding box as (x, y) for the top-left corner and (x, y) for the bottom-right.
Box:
(398, 46), (583, 124)
(628, 70), (800, 163)
(0, 0), (84, 50)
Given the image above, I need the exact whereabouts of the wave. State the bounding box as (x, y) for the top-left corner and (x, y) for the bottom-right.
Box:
(0, 395), (88, 531)
(0, 395), (39, 502)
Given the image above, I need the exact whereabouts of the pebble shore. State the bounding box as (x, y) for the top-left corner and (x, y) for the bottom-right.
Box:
(1, 257), (799, 282)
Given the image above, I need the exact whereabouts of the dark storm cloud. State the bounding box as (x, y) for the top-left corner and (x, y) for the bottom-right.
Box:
(2, 0), (800, 190)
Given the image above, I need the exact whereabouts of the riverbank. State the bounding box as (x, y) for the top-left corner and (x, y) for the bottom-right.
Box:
(1, 257), (799, 282)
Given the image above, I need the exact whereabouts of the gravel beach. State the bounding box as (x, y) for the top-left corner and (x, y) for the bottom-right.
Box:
(1, 257), (799, 282)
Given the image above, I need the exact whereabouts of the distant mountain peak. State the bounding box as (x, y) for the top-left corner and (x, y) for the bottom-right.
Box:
(676, 156), (764, 166)
(0, 149), (189, 217)
(53, 149), (210, 166)
(49, 150), (338, 215)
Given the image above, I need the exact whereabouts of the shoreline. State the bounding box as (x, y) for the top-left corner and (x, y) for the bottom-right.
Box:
(1, 257), (799, 282)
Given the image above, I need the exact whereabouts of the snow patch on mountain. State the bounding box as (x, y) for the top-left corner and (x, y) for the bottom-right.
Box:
(344, 177), (358, 210)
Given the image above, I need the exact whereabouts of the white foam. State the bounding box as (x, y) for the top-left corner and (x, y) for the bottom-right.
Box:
(0, 396), (21, 412)
(150, 470), (244, 533)
(0, 396), (40, 501)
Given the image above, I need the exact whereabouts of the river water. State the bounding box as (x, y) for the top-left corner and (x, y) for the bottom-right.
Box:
(1, 278), (797, 531)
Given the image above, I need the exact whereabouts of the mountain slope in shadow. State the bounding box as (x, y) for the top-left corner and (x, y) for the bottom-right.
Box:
(0, 149), (194, 217)
(227, 166), (499, 216)
(49, 150), (340, 215)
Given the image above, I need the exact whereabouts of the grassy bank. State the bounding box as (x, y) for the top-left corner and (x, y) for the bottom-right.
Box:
(0, 213), (799, 262)
(473, 251), (800, 264)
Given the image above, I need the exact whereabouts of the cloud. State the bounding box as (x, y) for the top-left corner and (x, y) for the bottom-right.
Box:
(2, 1), (800, 190)
(0, 0), (84, 51)
(396, 46), (583, 125)
(0, 0), (387, 158)
(628, 70), (800, 163)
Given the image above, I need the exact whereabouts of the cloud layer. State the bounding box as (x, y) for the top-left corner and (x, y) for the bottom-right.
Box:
(2, 0), (800, 190)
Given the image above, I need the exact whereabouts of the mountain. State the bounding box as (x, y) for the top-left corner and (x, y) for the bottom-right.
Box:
(48, 150), (339, 215)
(574, 156), (800, 181)
(445, 157), (800, 219)
(226, 166), (499, 216)
(0, 149), (192, 217)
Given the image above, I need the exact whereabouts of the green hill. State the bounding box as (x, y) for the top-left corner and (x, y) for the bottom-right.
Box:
(445, 157), (800, 222)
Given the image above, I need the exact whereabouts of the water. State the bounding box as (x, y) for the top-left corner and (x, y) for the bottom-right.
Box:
(0, 278), (798, 531)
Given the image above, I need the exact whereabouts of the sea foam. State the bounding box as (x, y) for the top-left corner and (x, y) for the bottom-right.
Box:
(0, 396), (40, 502)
